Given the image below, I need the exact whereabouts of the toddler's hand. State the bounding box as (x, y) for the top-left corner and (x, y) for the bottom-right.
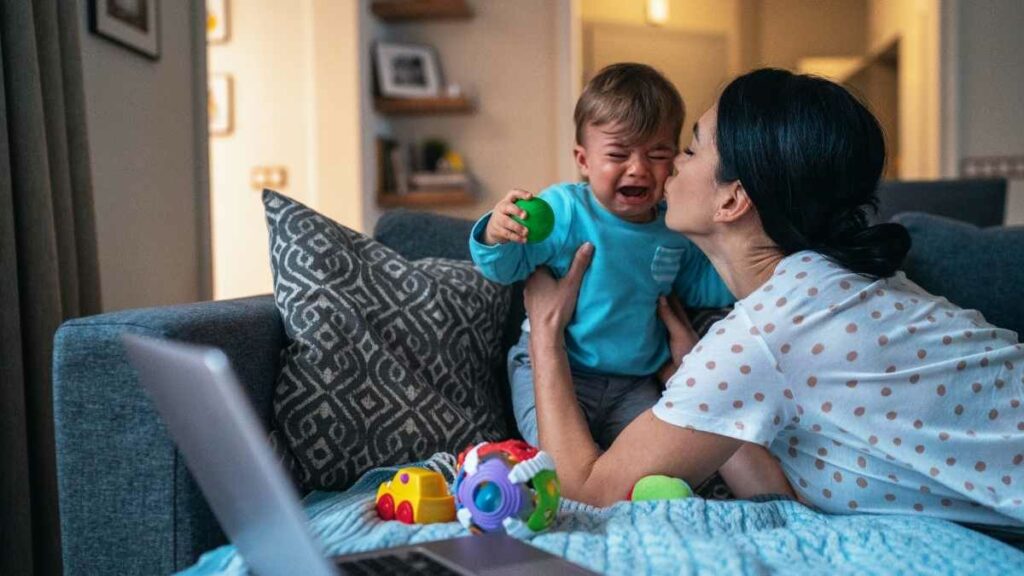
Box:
(483, 189), (534, 245)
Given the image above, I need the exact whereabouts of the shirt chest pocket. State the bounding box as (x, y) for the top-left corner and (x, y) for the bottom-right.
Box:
(651, 246), (685, 293)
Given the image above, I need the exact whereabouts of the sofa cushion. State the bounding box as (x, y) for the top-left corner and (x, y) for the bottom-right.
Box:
(374, 208), (475, 261)
(374, 209), (526, 434)
(895, 212), (1024, 337)
(263, 190), (511, 491)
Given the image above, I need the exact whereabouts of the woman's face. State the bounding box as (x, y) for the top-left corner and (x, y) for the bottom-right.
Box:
(664, 105), (726, 235)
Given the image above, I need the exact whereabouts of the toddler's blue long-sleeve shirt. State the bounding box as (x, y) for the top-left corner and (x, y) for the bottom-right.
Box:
(469, 182), (735, 376)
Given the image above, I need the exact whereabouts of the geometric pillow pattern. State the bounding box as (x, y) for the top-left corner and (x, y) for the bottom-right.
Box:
(263, 190), (511, 491)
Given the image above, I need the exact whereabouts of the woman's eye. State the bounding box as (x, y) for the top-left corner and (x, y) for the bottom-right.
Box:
(683, 147), (695, 156)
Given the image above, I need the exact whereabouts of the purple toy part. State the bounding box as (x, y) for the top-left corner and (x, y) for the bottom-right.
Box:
(456, 458), (524, 533)
(400, 473), (409, 484)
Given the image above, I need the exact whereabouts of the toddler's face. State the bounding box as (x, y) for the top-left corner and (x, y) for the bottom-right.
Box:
(574, 122), (677, 223)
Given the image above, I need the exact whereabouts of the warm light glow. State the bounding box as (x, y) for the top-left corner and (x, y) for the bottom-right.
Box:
(647, 0), (669, 25)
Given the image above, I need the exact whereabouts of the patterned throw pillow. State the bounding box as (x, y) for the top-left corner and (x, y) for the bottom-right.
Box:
(263, 190), (511, 491)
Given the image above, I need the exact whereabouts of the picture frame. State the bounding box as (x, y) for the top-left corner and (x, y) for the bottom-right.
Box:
(208, 74), (234, 136)
(374, 42), (443, 99)
(207, 0), (230, 44)
(88, 0), (160, 60)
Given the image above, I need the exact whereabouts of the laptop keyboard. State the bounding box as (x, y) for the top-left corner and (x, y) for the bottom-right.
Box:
(335, 550), (464, 575)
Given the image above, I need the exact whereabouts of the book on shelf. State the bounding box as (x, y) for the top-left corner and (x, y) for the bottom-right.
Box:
(389, 145), (410, 195)
(409, 171), (470, 189)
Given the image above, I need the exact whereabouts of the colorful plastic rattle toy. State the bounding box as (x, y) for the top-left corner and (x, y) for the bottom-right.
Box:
(376, 467), (456, 524)
(628, 474), (693, 501)
(511, 197), (555, 243)
(454, 440), (560, 534)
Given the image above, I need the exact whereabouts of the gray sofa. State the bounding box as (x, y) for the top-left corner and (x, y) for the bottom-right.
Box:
(53, 209), (496, 575)
(53, 207), (1024, 575)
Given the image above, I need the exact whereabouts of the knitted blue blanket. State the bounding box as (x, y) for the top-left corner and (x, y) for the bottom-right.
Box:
(182, 453), (1024, 575)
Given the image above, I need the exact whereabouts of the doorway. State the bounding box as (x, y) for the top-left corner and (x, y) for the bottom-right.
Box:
(583, 22), (729, 130)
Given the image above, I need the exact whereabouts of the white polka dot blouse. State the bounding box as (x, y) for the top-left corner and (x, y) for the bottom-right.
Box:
(653, 251), (1024, 527)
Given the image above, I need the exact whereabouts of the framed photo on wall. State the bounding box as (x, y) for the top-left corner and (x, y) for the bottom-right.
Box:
(88, 0), (160, 60)
(207, 0), (230, 44)
(208, 74), (234, 136)
(374, 42), (443, 99)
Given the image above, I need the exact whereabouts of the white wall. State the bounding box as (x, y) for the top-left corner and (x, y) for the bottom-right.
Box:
(371, 0), (563, 224)
(579, 0), (871, 147)
(207, 0), (364, 300)
(868, 0), (942, 179)
(582, 0), (744, 75)
(312, 0), (365, 232)
(956, 0), (1024, 225)
(758, 0), (867, 70)
(79, 0), (206, 311)
(207, 0), (316, 299)
(583, 22), (730, 131)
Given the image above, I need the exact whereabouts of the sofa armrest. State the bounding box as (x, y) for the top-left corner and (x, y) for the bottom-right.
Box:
(53, 295), (286, 575)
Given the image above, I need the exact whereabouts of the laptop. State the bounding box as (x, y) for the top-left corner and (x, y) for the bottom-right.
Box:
(122, 334), (595, 576)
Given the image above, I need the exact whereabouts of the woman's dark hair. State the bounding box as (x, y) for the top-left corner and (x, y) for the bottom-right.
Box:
(715, 68), (911, 278)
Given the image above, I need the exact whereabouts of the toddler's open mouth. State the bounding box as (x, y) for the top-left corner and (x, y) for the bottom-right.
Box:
(617, 185), (652, 204)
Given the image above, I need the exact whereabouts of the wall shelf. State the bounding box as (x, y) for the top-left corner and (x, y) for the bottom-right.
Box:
(371, 0), (473, 22)
(371, 0), (476, 211)
(374, 96), (474, 115)
(378, 188), (475, 208)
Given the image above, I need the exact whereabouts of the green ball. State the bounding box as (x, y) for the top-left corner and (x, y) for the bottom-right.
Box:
(629, 475), (693, 501)
(511, 197), (555, 243)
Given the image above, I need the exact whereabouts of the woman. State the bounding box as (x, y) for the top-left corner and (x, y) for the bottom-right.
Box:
(525, 68), (1024, 534)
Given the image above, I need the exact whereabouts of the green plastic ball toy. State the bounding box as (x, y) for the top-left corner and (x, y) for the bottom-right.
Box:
(511, 197), (555, 243)
(629, 475), (693, 501)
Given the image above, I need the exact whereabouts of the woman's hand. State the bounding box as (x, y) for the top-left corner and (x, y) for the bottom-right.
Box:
(523, 245), (748, 506)
(656, 295), (700, 384)
(524, 242), (594, 343)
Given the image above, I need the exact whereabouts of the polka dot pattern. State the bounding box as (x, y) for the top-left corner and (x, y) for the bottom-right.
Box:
(652, 250), (1024, 526)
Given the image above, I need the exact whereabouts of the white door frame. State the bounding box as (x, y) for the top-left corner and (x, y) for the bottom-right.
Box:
(193, 0), (213, 300)
(940, 0), (961, 179)
(555, 0), (583, 183)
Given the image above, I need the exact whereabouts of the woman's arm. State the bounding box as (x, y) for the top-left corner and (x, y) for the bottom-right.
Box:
(525, 244), (744, 506)
(719, 444), (797, 499)
(655, 297), (797, 500)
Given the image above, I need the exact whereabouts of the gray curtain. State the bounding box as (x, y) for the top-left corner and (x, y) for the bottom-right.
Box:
(0, 0), (101, 574)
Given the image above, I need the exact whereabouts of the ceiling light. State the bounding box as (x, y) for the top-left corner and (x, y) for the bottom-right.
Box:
(647, 0), (669, 26)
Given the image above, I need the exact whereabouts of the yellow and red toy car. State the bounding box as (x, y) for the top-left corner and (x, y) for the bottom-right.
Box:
(375, 467), (456, 524)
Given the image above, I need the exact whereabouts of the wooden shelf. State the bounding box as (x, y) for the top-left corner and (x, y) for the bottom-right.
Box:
(371, 0), (473, 22)
(374, 96), (473, 115)
(371, 1), (476, 208)
(378, 188), (475, 208)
